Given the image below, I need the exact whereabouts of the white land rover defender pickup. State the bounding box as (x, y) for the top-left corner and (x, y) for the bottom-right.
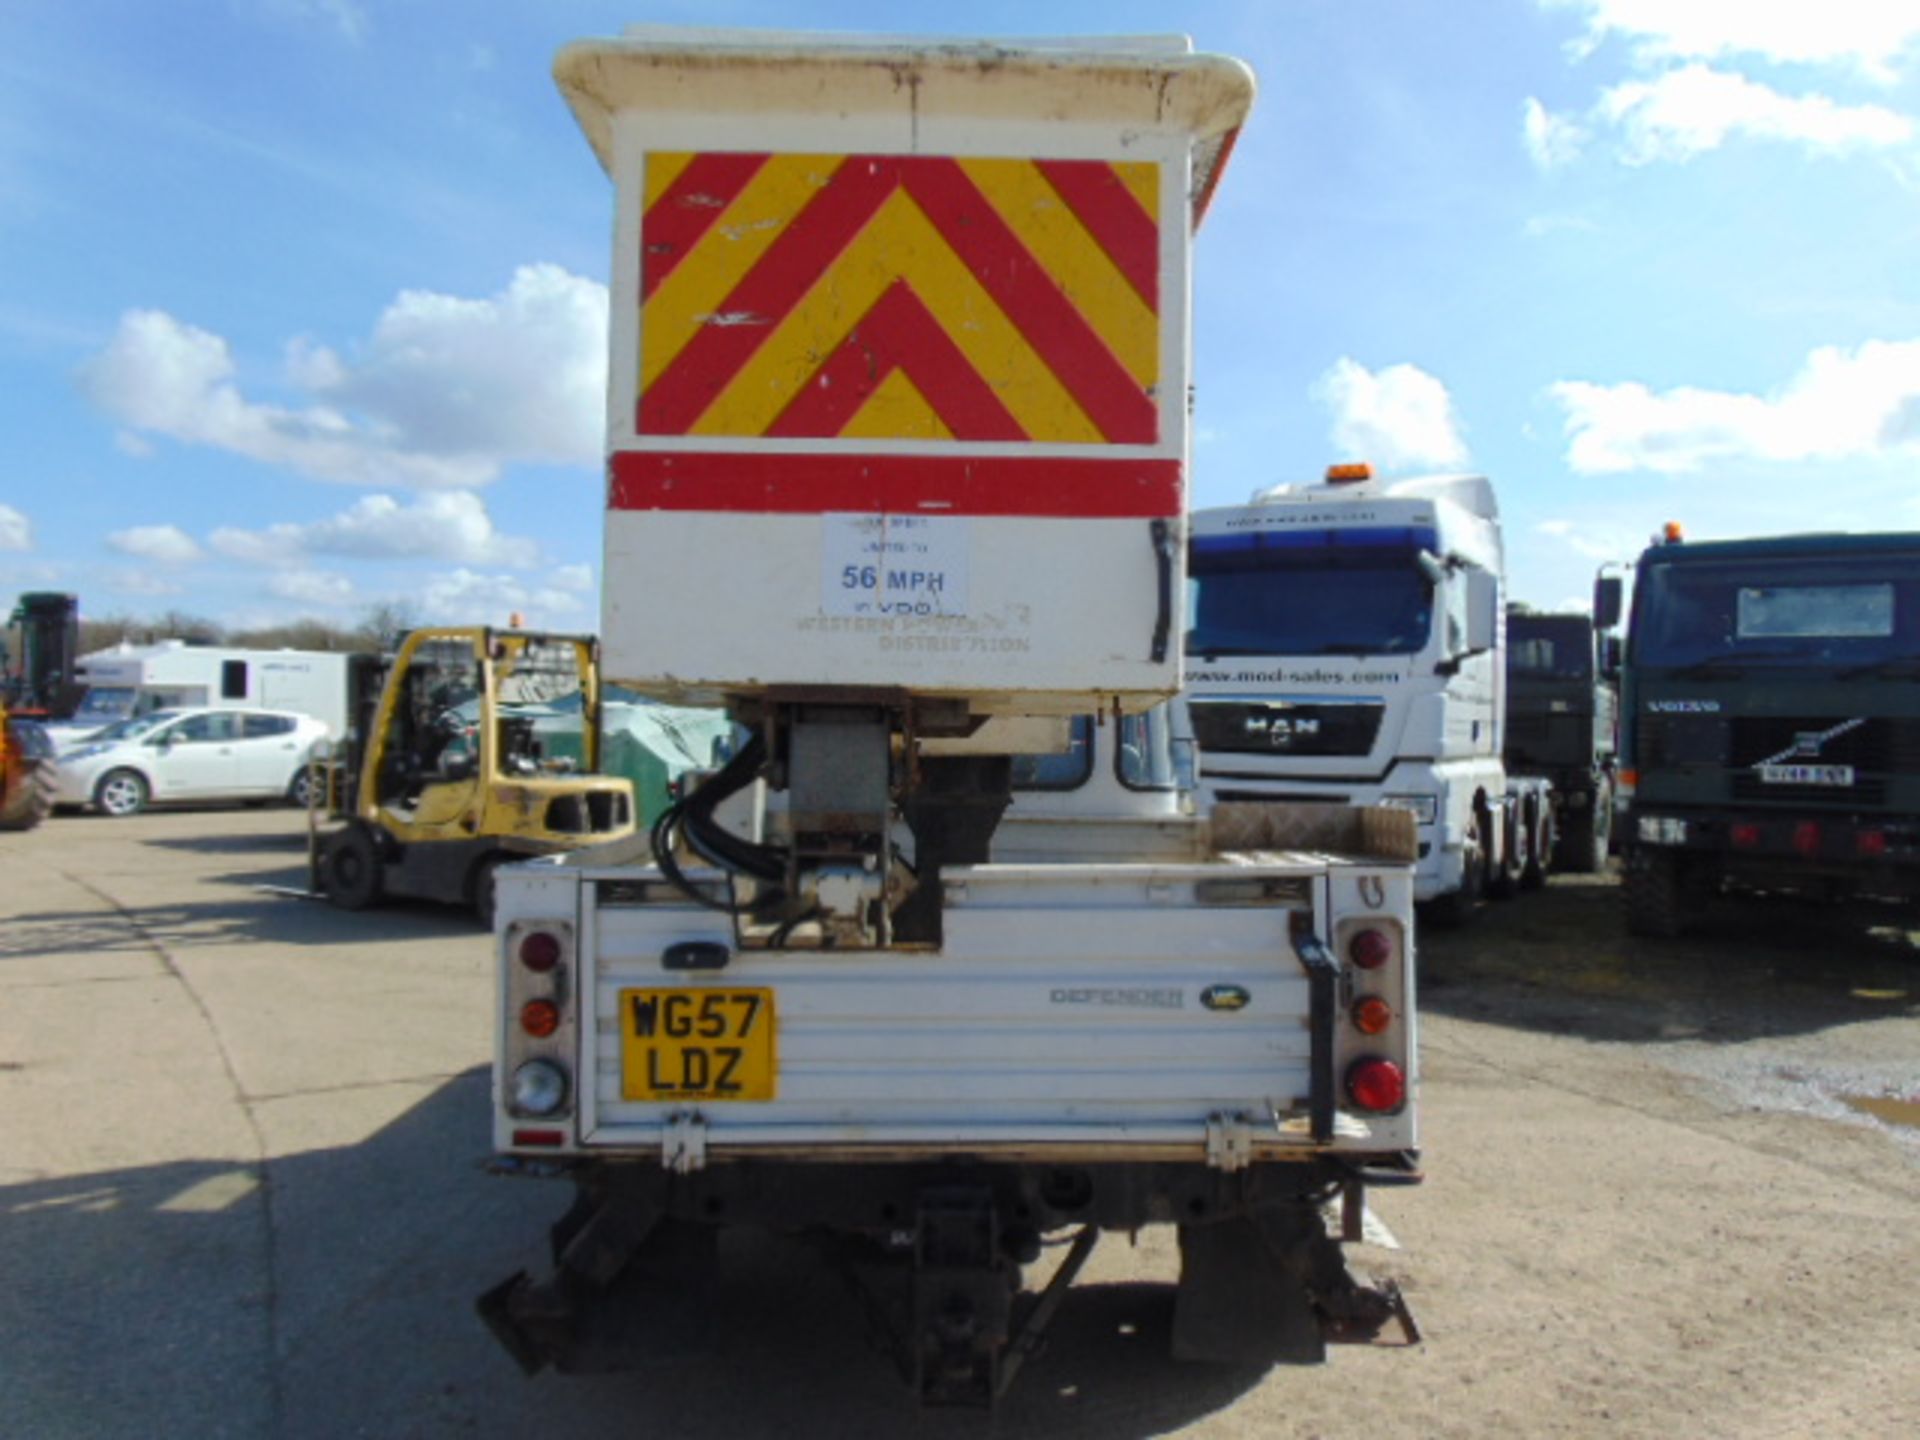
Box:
(477, 26), (1422, 1405)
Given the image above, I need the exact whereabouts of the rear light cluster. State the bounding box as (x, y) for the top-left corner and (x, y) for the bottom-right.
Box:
(1731, 820), (1891, 857)
(505, 923), (575, 1130)
(1346, 1057), (1406, 1113)
(520, 930), (562, 973)
(1348, 928), (1393, 970)
(1340, 921), (1408, 1115)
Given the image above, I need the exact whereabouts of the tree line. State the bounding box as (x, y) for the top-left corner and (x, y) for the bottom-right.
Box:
(78, 600), (423, 658)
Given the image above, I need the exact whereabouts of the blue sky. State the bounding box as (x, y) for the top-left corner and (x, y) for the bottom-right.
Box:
(4, 0), (1920, 631)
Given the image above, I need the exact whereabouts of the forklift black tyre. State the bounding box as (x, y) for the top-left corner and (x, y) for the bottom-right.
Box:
(323, 827), (384, 911)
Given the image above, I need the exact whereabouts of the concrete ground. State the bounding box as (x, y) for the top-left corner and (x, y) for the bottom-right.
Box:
(2, 808), (1916, 1438)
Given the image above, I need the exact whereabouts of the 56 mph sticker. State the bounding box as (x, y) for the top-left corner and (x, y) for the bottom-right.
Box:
(821, 513), (969, 619)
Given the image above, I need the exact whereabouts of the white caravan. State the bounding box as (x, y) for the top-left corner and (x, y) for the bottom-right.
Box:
(478, 28), (1422, 1406)
(52, 642), (353, 749)
(1186, 466), (1553, 922)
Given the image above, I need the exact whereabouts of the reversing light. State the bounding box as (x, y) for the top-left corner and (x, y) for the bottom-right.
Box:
(1352, 996), (1393, 1035)
(519, 930), (562, 973)
(1346, 1057), (1406, 1113)
(511, 1059), (570, 1117)
(1348, 928), (1393, 970)
(521, 999), (561, 1039)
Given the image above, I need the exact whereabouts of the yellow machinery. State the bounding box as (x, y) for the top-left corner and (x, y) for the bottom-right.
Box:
(312, 626), (635, 922)
(0, 702), (56, 832)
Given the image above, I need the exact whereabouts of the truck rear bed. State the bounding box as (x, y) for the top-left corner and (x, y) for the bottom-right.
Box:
(496, 854), (1415, 1165)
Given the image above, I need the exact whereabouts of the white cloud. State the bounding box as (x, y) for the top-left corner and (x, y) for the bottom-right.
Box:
(1523, 213), (1599, 238)
(80, 265), (607, 490)
(1601, 65), (1913, 163)
(552, 563), (594, 593)
(1525, 65), (1913, 168)
(259, 0), (368, 45)
(106, 524), (203, 565)
(1313, 358), (1470, 472)
(0, 502), (29, 551)
(1523, 98), (1589, 168)
(1537, 518), (1628, 562)
(268, 569), (356, 608)
(209, 491), (539, 568)
(1549, 337), (1920, 473)
(110, 569), (184, 598)
(1545, 1), (1920, 81)
(421, 569), (586, 628)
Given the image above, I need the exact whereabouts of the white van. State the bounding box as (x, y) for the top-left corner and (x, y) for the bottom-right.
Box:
(51, 643), (354, 749)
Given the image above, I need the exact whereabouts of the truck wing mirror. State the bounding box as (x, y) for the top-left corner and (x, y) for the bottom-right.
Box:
(1464, 568), (1499, 656)
(1593, 575), (1623, 630)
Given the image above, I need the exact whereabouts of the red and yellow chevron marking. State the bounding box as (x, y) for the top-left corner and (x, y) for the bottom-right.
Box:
(637, 152), (1162, 445)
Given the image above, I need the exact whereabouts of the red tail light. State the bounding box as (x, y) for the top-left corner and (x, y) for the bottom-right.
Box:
(1346, 1057), (1406, 1113)
(1352, 996), (1393, 1035)
(519, 930), (562, 973)
(520, 999), (561, 1038)
(1730, 823), (1761, 849)
(1348, 928), (1393, 970)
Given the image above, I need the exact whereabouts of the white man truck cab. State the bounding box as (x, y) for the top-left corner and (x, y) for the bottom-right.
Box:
(1186, 466), (1553, 923)
(477, 28), (1422, 1406)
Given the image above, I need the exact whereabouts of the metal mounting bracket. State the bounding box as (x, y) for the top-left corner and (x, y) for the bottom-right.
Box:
(663, 1112), (708, 1174)
(1205, 1112), (1255, 1172)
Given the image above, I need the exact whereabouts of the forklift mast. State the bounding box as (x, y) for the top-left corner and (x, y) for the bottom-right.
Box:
(3, 593), (82, 719)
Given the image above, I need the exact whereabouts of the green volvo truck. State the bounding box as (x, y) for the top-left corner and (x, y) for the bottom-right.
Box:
(1620, 530), (1920, 935)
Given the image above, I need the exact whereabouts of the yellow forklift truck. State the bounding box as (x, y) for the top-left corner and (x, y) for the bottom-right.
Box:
(311, 625), (635, 923)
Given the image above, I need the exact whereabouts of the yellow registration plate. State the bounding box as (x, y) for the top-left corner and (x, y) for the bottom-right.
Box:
(618, 987), (776, 1102)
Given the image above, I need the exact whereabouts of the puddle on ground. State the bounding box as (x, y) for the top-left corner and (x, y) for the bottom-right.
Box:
(1842, 1094), (1920, 1130)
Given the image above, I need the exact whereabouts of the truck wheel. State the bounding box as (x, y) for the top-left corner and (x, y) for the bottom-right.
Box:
(94, 769), (149, 818)
(1487, 802), (1523, 899)
(1561, 782), (1611, 873)
(1520, 802), (1553, 890)
(1424, 810), (1486, 928)
(1624, 848), (1689, 938)
(322, 826), (384, 911)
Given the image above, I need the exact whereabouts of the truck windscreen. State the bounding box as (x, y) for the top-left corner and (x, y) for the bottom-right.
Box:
(1634, 555), (1920, 669)
(1188, 526), (1437, 657)
(1508, 617), (1592, 679)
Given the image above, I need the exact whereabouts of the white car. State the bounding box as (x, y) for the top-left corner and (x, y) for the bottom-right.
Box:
(55, 707), (332, 817)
